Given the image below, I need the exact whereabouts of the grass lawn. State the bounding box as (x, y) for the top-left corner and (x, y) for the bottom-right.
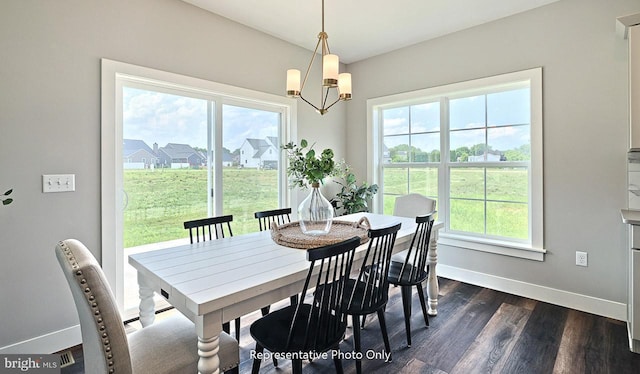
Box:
(123, 168), (278, 248)
(382, 166), (528, 240)
(124, 166), (529, 248)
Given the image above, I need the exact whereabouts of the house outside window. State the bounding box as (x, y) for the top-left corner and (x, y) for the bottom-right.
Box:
(368, 68), (543, 259)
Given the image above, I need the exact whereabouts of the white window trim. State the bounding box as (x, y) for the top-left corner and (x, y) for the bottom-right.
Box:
(101, 59), (297, 313)
(367, 68), (544, 261)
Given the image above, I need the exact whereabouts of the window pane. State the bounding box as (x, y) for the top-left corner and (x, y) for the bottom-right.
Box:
(487, 88), (530, 126)
(383, 168), (408, 196)
(383, 194), (396, 215)
(450, 95), (485, 130)
(411, 102), (440, 132)
(383, 135), (409, 163)
(450, 168), (484, 200)
(409, 167), (438, 198)
(410, 133), (440, 162)
(222, 104), (280, 235)
(122, 87), (208, 248)
(486, 168), (528, 203)
(383, 107), (409, 135)
(486, 201), (528, 239)
(488, 125), (530, 161)
(450, 199), (484, 234)
(450, 128), (485, 162)
(383, 167), (407, 215)
(374, 70), (539, 246)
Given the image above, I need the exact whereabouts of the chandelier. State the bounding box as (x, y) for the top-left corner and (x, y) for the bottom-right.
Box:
(286, 0), (351, 115)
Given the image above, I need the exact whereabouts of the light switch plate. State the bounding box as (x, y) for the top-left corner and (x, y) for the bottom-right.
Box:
(43, 174), (75, 193)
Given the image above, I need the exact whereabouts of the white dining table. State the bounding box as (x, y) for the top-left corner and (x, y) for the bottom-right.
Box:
(128, 212), (442, 374)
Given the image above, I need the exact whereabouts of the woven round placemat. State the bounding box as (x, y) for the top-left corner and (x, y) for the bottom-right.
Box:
(270, 217), (371, 249)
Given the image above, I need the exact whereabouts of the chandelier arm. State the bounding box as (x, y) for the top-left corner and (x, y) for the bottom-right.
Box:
(298, 93), (322, 113)
(324, 97), (342, 112)
(321, 34), (331, 55)
(321, 86), (331, 110)
(300, 37), (324, 92)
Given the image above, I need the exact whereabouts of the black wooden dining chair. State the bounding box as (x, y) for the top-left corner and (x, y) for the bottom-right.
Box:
(345, 223), (401, 374)
(183, 215), (240, 341)
(255, 207), (299, 310)
(253, 207), (296, 368)
(254, 208), (291, 231)
(183, 215), (234, 243)
(249, 237), (360, 374)
(387, 213), (435, 347)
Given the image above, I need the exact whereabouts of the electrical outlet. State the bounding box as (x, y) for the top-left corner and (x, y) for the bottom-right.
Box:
(576, 251), (588, 267)
(43, 174), (75, 193)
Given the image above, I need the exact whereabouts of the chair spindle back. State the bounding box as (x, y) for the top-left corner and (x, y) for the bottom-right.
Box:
(254, 208), (291, 231)
(348, 223), (401, 314)
(396, 214), (435, 284)
(183, 215), (234, 243)
(286, 236), (359, 352)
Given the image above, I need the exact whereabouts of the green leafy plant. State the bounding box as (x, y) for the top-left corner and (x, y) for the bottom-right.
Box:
(332, 164), (378, 215)
(282, 139), (336, 188)
(2, 189), (13, 206)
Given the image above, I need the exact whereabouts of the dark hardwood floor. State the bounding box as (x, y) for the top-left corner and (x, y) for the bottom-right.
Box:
(59, 278), (640, 373)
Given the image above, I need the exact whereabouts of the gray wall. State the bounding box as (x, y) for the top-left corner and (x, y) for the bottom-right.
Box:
(347, 0), (638, 305)
(2, 0), (638, 352)
(0, 0), (346, 350)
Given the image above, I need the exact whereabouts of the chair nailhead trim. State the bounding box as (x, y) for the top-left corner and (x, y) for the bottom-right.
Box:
(59, 241), (117, 373)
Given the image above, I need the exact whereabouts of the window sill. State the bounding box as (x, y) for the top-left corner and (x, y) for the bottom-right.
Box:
(438, 233), (546, 261)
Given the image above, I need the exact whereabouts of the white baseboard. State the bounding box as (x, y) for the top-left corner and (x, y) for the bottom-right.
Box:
(437, 264), (627, 321)
(0, 325), (81, 354)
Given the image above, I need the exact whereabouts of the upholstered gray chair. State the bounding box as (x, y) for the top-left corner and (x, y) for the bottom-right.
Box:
(392, 193), (436, 219)
(391, 193), (436, 264)
(55, 239), (240, 374)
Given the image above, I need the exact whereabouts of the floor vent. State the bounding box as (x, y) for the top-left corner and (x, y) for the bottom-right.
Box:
(59, 350), (75, 368)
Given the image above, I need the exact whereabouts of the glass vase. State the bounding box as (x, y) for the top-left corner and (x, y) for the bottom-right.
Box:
(298, 182), (334, 235)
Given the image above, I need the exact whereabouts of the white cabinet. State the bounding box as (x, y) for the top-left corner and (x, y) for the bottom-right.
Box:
(621, 210), (640, 353)
(620, 13), (640, 353)
(631, 25), (640, 149)
(632, 249), (640, 352)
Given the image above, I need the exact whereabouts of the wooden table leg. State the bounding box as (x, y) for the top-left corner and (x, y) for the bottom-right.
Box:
(137, 272), (155, 327)
(426, 229), (439, 316)
(196, 312), (223, 374)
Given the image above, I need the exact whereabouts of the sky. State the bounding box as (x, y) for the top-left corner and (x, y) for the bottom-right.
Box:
(122, 86), (279, 152)
(382, 87), (531, 153)
(122, 85), (529, 154)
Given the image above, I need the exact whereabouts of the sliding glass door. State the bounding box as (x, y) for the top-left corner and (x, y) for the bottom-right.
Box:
(222, 104), (282, 234)
(105, 65), (292, 318)
(122, 86), (210, 249)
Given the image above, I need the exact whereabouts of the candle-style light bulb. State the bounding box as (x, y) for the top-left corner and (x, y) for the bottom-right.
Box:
(286, 69), (301, 97)
(322, 54), (339, 87)
(338, 73), (352, 100)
